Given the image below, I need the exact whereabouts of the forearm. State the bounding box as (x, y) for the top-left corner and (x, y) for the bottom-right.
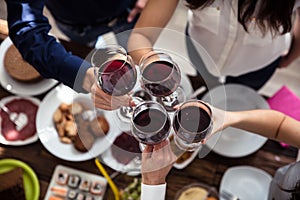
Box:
(127, 0), (179, 63)
(228, 110), (300, 148)
(6, 0), (90, 93)
(128, 31), (154, 64)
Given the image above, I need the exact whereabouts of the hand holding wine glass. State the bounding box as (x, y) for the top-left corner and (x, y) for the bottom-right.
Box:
(90, 82), (132, 110)
(92, 45), (137, 96)
(91, 44), (140, 124)
(141, 140), (177, 184)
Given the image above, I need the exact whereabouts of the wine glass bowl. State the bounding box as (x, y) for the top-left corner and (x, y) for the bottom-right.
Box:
(131, 101), (171, 145)
(92, 45), (137, 97)
(139, 50), (183, 111)
(91, 45), (140, 130)
(173, 100), (213, 151)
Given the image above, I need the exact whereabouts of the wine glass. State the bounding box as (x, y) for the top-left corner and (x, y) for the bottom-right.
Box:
(172, 100), (213, 151)
(139, 50), (185, 112)
(91, 45), (139, 127)
(131, 101), (171, 145)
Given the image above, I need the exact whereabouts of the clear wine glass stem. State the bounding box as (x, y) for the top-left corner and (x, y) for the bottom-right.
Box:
(114, 97), (143, 130)
(158, 86), (186, 112)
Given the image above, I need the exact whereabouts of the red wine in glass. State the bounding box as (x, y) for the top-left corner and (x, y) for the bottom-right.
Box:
(92, 45), (139, 129)
(140, 50), (184, 112)
(173, 100), (213, 151)
(97, 59), (137, 96)
(142, 60), (181, 97)
(131, 101), (171, 145)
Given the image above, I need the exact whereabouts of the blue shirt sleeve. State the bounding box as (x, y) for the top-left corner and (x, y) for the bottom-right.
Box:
(5, 0), (90, 93)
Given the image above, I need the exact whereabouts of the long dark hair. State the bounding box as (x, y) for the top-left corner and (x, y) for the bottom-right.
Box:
(186, 0), (295, 35)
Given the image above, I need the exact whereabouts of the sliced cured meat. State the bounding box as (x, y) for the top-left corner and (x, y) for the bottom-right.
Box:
(1, 99), (38, 141)
(111, 132), (141, 165)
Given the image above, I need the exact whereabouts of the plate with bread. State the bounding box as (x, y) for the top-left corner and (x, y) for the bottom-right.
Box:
(0, 37), (58, 96)
(0, 96), (40, 146)
(36, 84), (121, 162)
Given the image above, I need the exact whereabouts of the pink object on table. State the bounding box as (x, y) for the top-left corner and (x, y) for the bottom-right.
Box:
(267, 86), (300, 121)
(267, 86), (300, 148)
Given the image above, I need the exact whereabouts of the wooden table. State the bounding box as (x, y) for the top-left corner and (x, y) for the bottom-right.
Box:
(0, 37), (298, 200)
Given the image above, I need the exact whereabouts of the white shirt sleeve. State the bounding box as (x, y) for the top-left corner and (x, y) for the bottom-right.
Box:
(141, 183), (167, 200)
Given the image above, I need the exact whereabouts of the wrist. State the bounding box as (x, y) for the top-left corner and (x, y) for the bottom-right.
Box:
(226, 111), (242, 128)
(142, 176), (165, 185)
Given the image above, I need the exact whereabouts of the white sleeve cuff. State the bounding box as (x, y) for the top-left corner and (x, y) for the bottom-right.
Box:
(141, 183), (167, 200)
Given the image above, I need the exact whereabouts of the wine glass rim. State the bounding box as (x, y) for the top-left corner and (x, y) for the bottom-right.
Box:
(140, 58), (181, 84)
(173, 100), (213, 134)
(91, 48), (135, 75)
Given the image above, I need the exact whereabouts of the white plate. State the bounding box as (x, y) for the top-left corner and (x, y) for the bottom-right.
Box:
(36, 84), (121, 162)
(101, 132), (142, 176)
(202, 84), (269, 158)
(101, 146), (141, 176)
(220, 166), (272, 200)
(0, 96), (40, 145)
(167, 132), (200, 170)
(173, 147), (200, 169)
(0, 37), (58, 96)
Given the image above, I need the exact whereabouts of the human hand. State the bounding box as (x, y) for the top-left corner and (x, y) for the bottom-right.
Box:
(200, 103), (230, 143)
(83, 68), (132, 110)
(90, 82), (132, 110)
(127, 0), (148, 23)
(141, 140), (177, 185)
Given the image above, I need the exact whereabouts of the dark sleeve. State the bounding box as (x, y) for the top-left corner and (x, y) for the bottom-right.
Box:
(5, 0), (90, 93)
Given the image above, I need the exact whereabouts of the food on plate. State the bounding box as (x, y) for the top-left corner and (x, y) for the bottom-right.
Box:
(90, 181), (105, 195)
(89, 116), (110, 137)
(55, 171), (68, 185)
(0, 98), (38, 141)
(79, 179), (91, 192)
(176, 151), (194, 164)
(4, 44), (42, 83)
(177, 186), (208, 200)
(0, 167), (26, 200)
(73, 123), (95, 152)
(119, 178), (141, 200)
(176, 184), (219, 200)
(53, 102), (109, 152)
(50, 186), (68, 198)
(111, 132), (141, 165)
